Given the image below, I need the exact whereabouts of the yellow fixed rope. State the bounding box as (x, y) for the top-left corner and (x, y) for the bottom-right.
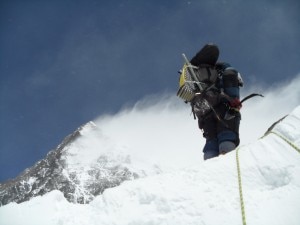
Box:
(269, 131), (300, 154)
(236, 130), (300, 225)
(236, 147), (247, 225)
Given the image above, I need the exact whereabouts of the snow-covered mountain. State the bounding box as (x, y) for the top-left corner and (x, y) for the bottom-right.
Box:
(0, 103), (300, 225)
(0, 122), (139, 206)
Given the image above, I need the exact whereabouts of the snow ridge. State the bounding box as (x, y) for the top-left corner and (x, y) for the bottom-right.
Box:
(0, 106), (299, 225)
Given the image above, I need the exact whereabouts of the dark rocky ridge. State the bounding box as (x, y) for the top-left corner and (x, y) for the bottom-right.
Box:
(0, 122), (137, 206)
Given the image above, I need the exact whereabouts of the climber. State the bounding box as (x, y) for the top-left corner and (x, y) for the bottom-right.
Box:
(177, 43), (243, 160)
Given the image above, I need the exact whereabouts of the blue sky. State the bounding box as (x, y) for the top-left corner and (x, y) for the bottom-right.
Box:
(1, 0), (300, 182)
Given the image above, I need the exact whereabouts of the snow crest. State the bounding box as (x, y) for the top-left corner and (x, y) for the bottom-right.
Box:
(0, 106), (300, 225)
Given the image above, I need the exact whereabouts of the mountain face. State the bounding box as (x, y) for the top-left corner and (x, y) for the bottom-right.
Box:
(0, 122), (138, 206)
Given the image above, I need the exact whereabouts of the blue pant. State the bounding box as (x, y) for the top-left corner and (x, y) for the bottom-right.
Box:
(203, 131), (237, 160)
(197, 102), (241, 160)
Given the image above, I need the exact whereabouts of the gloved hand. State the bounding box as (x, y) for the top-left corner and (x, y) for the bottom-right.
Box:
(229, 98), (242, 110)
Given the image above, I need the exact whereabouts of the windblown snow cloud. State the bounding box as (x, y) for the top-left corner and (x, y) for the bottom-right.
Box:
(240, 74), (300, 144)
(93, 74), (300, 169)
(1, 92), (299, 225)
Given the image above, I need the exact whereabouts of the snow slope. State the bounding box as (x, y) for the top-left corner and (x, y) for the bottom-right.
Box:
(0, 106), (300, 225)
